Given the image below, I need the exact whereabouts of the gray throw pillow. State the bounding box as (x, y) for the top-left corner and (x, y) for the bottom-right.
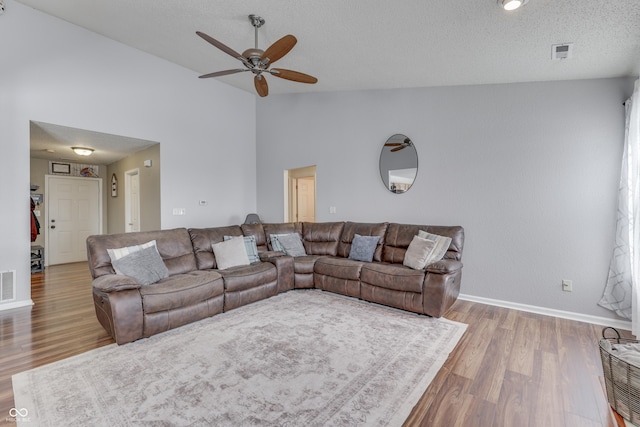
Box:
(224, 235), (260, 263)
(269, 233), (291, 252)
(276, 233), (307, 257)
(348, 234), (381, 262)
(110, 245), (169, 286)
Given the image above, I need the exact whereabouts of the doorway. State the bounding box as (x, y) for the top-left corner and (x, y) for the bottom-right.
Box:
(286, 166), (316, 223)
(125, 169), (140, 232)
(45, 175), (102, 265)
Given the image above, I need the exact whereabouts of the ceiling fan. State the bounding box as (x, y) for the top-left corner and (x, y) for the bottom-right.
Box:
(196, 15), (318, 97)
(385, 137), (413, 152)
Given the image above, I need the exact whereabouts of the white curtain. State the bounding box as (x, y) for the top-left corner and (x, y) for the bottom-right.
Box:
(600, 78), (640, 336)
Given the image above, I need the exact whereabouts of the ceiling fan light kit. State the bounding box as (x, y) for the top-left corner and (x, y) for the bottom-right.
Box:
(500, 0), (529, 11)
(196, 14), (317, 97)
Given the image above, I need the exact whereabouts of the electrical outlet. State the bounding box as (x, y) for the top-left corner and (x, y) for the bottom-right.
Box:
(562, 279), (573, 292)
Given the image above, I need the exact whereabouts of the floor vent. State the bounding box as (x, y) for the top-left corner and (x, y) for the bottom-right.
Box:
(0, 270), (16, 302)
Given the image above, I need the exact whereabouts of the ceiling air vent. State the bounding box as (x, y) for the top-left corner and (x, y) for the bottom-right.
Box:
(552, 43), (573, 60)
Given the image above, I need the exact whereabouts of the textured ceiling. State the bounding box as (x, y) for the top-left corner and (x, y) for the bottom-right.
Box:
(14, 0), (640, 97)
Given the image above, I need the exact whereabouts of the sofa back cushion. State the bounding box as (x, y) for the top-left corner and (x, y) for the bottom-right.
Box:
(86, 228), (196, 279)
(301, 222), (344, 256)
(240, 223), (268, 251)
(382, 224), (465, 264)
(337, 222), (388, 262)
(188, 226), (244, 270)
(262, 223), (303, 251)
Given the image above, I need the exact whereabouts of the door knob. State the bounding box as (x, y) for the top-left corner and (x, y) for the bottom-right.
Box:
(51, 225), (56, 229)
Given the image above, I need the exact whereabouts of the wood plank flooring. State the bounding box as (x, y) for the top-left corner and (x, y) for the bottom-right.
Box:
(0, 262), (625, 426)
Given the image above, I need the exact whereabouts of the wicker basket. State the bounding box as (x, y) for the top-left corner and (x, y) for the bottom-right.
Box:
(599, 327), (640, 423)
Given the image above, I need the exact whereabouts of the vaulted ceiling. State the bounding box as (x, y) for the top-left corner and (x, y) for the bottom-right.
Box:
(15, 0), (640, 96)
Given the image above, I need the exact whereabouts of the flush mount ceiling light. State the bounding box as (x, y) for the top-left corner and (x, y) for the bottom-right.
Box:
(499, 0), (529, 11)
(71, 147), (94, 156)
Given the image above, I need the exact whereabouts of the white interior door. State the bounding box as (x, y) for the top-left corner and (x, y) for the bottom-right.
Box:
(297, 177), (316, 222)
(125, 169), (140, 232)
(46, 175), (102, 265)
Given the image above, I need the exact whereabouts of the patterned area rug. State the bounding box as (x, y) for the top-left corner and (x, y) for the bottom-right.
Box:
(13, 290), (466, 426)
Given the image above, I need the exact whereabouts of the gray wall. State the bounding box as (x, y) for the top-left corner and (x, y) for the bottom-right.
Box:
(256, 78), (635, 320)
(2, 1), (256, 309)
(107, 144), (161, 233)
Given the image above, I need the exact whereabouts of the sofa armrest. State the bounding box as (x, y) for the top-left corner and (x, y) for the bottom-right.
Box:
(260, 252), (295, 293)
(92, 274), (141, 293)
(425, 259), (463, 274)
(259, 251), (286, 261)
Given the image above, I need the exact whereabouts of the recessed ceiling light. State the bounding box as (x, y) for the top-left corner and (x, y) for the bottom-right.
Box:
(500, 0), (529, 11)
(71, 147), (94, 156)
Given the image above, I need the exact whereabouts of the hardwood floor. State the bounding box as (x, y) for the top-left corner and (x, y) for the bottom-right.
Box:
(0, 262), (625, 426)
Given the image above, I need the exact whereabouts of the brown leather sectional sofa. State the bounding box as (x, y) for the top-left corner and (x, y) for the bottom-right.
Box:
(86, 221), (464, 344)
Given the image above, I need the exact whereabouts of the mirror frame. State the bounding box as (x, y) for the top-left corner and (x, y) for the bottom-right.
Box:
(379, 134), (418, 194)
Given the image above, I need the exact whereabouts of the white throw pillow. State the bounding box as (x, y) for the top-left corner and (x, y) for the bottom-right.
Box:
(403, 235), (437, 270)
(107, 240), (158, 275)
(224, 235), (260, 263)
(212, 236), (250, 270)
(417, 230), (452, 266)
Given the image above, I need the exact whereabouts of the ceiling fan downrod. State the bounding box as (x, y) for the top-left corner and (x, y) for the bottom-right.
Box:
(248, 14), (265, 49)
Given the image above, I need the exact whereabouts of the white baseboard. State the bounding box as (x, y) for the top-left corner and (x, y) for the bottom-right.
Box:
(458, 293), (632, 331)
(0, 299), (34, 312)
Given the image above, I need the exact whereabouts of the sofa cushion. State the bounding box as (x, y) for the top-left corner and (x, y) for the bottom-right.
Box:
(361, 263), (425, 293)
(348, 234), (381, 262)
(188, 226), (244, 270)
(418, 230), (452, 266)
(224, 235), (260, 263)
(276, 233), (307, 257)
(302, 222), (344, 256)
(240, 223), (269, 252)
(314, 256), (364, 281)
(212, 237), (250, 270)
(87, 228), (197, 279)
(219, 262), (278, 293)
(403, 235), (436, 270)
(111, 245), (169, 286)
(139, 270), (224, 314)
(107, 240), (158, 275)
(382, 224), (464, 264)
(337, 222), (388, 262)
(263, 223), (303, 251)
(294, 255), (323, 274)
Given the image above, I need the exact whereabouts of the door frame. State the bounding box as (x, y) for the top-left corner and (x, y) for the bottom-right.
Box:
(44, 175), (103, 266)
(284, 165), (316, 222)
(124, 168), (140, 232)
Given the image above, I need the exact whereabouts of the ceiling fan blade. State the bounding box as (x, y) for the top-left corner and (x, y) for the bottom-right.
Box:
(384, 143), (404, 146)
(196, 31), (245, 61)
(390, 146), (406, 152)
(261, 35), (297, 65)
(270, 68), (318, 84)
(254, 75), (269, 97)
(198, 69), (247, 79)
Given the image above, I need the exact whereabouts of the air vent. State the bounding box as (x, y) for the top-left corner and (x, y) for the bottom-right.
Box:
(552, 43), (573, 60)
(0, 270), (16, 302)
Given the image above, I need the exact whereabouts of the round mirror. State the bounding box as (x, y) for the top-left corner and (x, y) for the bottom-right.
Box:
(379, 134), (418, 193)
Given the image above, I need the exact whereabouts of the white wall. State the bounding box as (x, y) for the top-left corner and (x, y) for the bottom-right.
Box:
(0, 1), (257, 309)
(256, 78), (635, 321)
